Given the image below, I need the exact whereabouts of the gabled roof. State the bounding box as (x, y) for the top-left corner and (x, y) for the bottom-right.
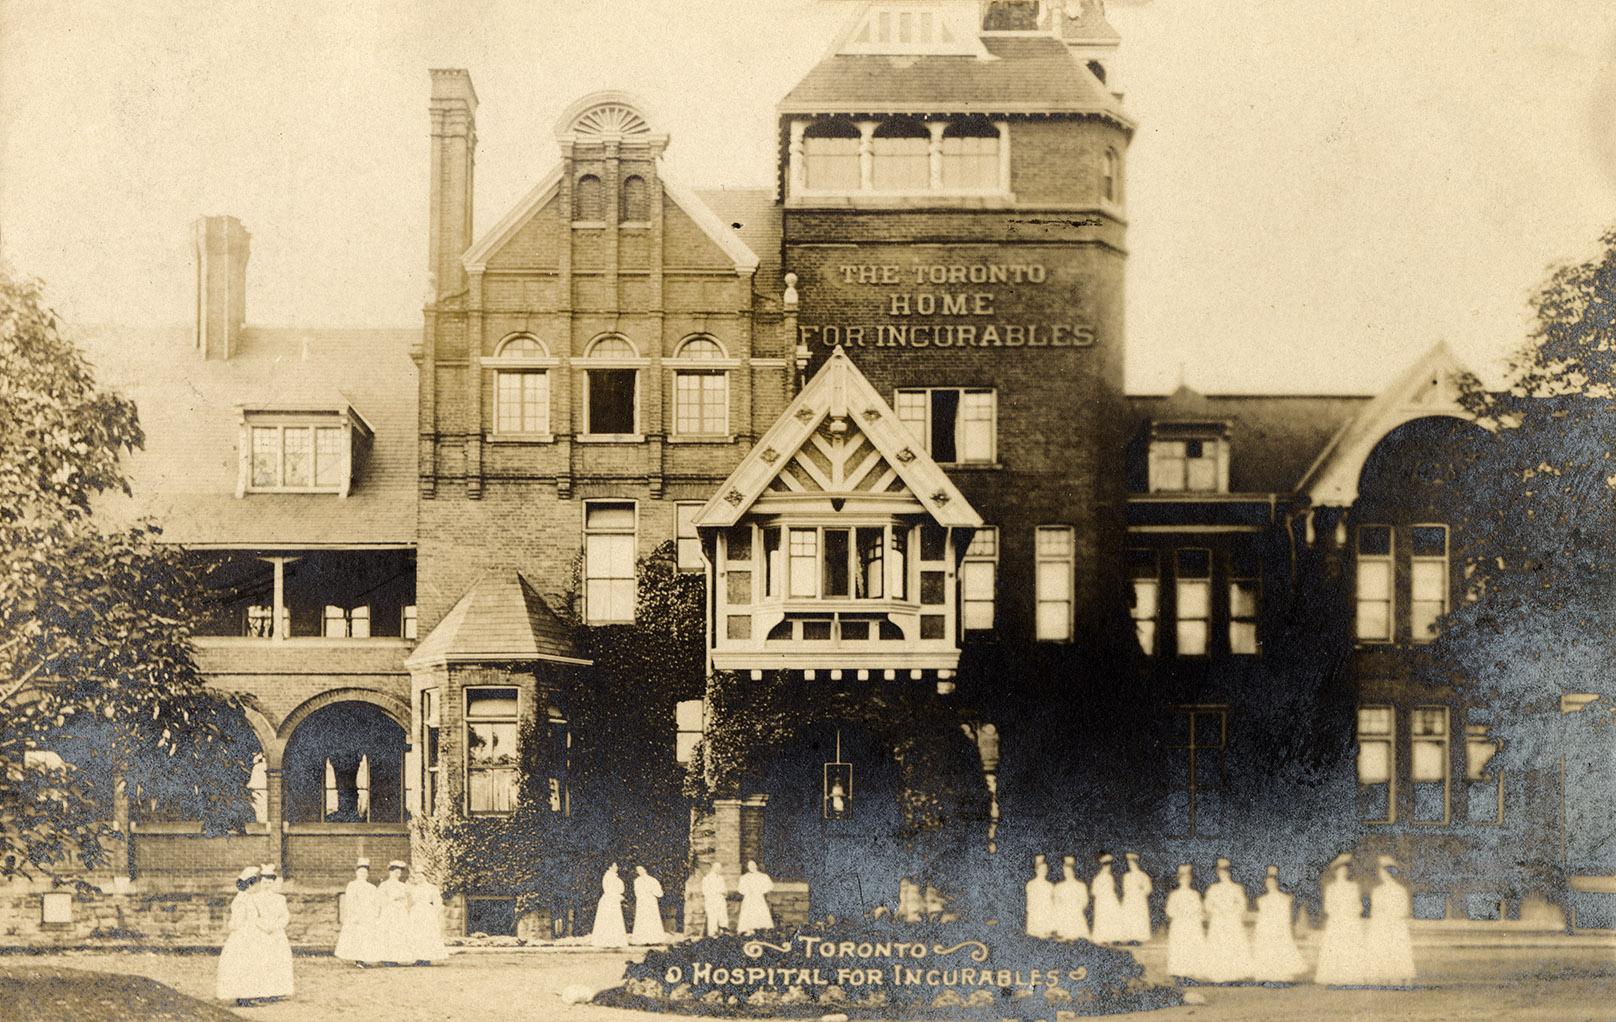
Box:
(462, 162), (759, 275)
(779, 35), (1129, 124)
(404, 569), (588, 669)
(694, 346), (982, 529)
(83, 325), (417, 546)
(1297, 342), (1481, 506)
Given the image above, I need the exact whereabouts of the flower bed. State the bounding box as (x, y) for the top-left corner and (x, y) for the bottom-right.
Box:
(593, 919), (1182, 1018)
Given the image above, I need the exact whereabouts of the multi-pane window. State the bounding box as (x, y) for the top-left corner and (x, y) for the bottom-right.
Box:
(961, 527), (998, 632)
(895, 388), (995, 463)
(674, 373), (727, 435)
(1127, 548), (1158, 655)
(1411, 707), (1450, 823)
(1465, 719), (1503, 824)
(917, 526), (948, 640)
(248, 424), (346, 492)
(1147, 432), (1226, 493)
(788, 529), (818, 598)
(675, 503), (703, 572)
(495, 371), (549, 434)
(870, 118), (931, 191)
(1357, 706), (1395, 823)
(584, 502), (636, 623)
(1167, 707), (1227, 838)
(421, 688), (441, 816)
(940, 119), (1000, 190)
(1356, 525), (1394, 642)
(1410, 525), (1449, 641)
(1174, 549), (1212, 657)
(675, 700), (703, 765)
(1034, 526), (1074, 641)
(1228, 550), (1260, 655)
(465, 688), (519, 815)
(322, 605), (371, 638)
(802, 120), (862, 191)
(855, 527), (885, 599)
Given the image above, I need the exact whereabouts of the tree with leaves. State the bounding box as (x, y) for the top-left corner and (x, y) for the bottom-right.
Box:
(0, 270), (256, 878)
(1424, 226), (1616, 901)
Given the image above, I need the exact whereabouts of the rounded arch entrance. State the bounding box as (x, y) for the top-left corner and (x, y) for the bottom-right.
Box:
(282, 698), (407, 824)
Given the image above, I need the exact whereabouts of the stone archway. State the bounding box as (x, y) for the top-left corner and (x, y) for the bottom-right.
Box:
(282, 700), (408, 824)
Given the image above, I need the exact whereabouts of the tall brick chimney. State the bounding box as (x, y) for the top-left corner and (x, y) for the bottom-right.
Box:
(194, 215), (250, 360)
(428, 69), (477, 302)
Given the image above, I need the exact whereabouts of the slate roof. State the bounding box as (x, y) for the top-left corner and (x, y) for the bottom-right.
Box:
(779, 36), (1128, 121)
(1126, 388), (1372, 496)
(404, 570), (586, 668)
(81, 324), (418, 546)
(698, 188), (785, 309)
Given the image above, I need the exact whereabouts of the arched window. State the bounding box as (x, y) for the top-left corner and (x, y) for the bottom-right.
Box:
(803, 119), (861, 192)
(941, 118), (1000, 191)
(675, 335), (725, 359)
(673, 337), (728, 436)
(620, 174), (649, 222)
(1101, 148), (1121, 205)
(573, 174), (604, 221)
(871, 117), (931, 191)
(583, 335), (639, 434)
(586, 334), (638, 359)
(495, 334), (547, 359)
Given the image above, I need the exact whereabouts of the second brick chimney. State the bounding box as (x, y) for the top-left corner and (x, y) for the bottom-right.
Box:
(428, 69), (478, 303)
(195, 215), (250, 360)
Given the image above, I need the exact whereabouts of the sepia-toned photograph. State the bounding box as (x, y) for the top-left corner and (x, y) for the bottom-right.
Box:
(2, 2), (1615, 1019)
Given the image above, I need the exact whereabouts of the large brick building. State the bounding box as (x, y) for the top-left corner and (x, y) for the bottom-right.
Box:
(9, 0), (1613, 944)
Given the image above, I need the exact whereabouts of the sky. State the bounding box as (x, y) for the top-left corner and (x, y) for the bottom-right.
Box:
(2, 0), (1614, 394)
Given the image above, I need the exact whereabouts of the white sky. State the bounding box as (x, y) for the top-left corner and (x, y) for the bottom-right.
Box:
(2, 0), (1614, 393)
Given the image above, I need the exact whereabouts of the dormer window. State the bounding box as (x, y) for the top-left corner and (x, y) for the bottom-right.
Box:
(1147, 422), (1230, 494)
(239, 406), (372, 497)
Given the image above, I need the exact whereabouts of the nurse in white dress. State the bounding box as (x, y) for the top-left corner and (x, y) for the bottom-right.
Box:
(1025, 855), (1057, 938)
(335, 859), (381, 966)
(407, 872), (449, 963)
(589, 863), (629, 947)
(255, 865), (295, 1000)
(1120, 852), (1153, 943)
(1314, 856), (1366, 986)
(1089, 854), (1124, 945)
(1051, 855), (1089, 941)
(1201, 858), (1253, 983)
(375, 861), (415, 963)
(736, 860), (775, 933)
(1250, 865), (1306, 983)
(1164, 864), (1209, 983)
(215, 867), (264, 1003)
(1364, 857), (1416, 986)
(630, 866), (667, 945)
(700, 862), (730, 936)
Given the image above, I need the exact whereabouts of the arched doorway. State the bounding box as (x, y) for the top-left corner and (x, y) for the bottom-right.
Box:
(283, 702), (406, 824)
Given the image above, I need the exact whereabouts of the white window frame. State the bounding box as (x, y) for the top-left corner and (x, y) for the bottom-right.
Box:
(583, 500), (638, 623)
(322, 604), (371, 639)
(464, 687), (520, 817)
(1147, 434), (1228, 494)
(675, 502), (703, 572)
(1410, 706), (1451, 825)
(894, 387), (996, 464)
(579, 335), (647, 439)
(1034, 525), (1074, 642)
(961, 527), (998, 632)
(420, 688), (441, 816)
(245, 419), (349, 494)
(671, 345), (732, 437)
(1174, 549), (1212, 658)
(1410, 523), (1449, 643)
(789, 115), (1011, 200)
(1357, 705), (1396, 824)
(1356, 525), (1395, 643)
